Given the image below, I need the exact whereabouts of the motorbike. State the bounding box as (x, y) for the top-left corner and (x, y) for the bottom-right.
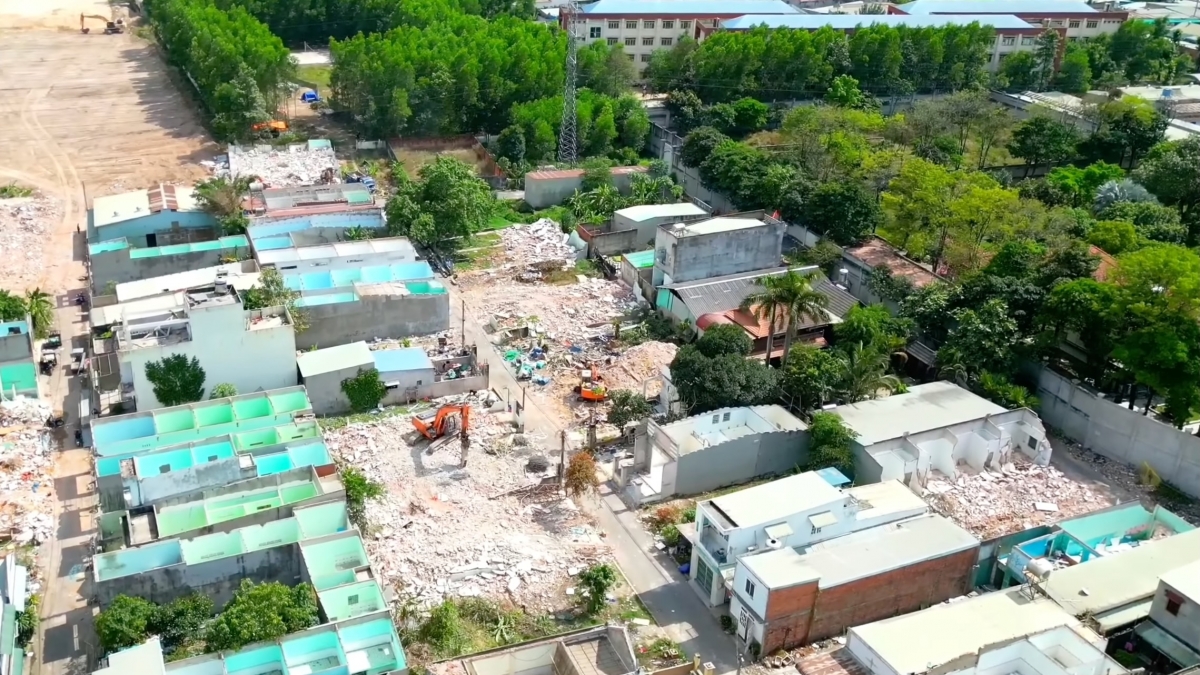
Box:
(74, 429), (83, 447)
(45, 416), (64, 429)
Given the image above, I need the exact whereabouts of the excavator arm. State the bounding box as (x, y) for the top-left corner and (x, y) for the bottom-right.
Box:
(412, 404), (470, 440)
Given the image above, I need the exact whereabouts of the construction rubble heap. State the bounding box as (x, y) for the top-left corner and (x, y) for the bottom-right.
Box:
(323, 393), (610, 611)
(922, 454), (1114, 539)
(0, 397), (56, 545)
(217, 143), (339, 187)
(497, 219), (578, 273)
(0, 192), (61, 292)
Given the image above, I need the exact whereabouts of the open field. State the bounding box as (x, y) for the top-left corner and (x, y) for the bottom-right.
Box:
(0, 21), (217, 293)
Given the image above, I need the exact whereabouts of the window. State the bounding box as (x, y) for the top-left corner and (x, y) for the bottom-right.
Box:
(661, 37), (673, 46)
(1027, 435), (1037, 450)
(662, 19), (674, 28)
(607, 37), (618, 45)
(627, 53), (635, 59)
(1068, 19), (1080, 28)
(744, 579), (756, 598)
(625, 36), (636, 45)
(589, 26), (602, 38)
(1002, 36), (1015, 46)
(607, 20), (619, 28)
(1166, 590), (1184, 616)
(723, 411), (731, 421)
(680, 19), (692, 29)
(1086, 19), (1098, 27)
(1050, 20), (1063, 27)
(811, 524), (822, 534)
(644, 19), (655, 28)
(641, 53), (651, 62)
(1021, 36), (1035, 45)
(348, 594), (360, 605)
(712, 414), (720, 423)
(643, 37), (654, 45)
(626, 19), (637, 28)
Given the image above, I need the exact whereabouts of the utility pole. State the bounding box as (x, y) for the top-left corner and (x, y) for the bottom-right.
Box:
(558, 1), (582, 164)
(460, 298), (466, 349)
(559, 429), (568, 488)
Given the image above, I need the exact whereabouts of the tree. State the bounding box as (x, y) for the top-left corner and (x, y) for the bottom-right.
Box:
(834, 342), (901, 403)
(205, 581), (319, 653)
(241, 267), (298, 311)
(975, 371), (1040, 410)
(999, 52), (1040, 92)
(880, 157), (956, 252)
(1045, 162), (1125, 208)
(1055, 44), (1092, 93)
(1039, 278), (1122, 384)
(0, 291), (25, 321)
(946, 177), (1020, 272)
(1078, 99), (1167, 167)
(578, 563), (617, 615)
(152, 594), (214, 655)
(495, 126), (526, 164)
(669, 345), (778, 414)
(666, 90), (705, 133)
(389, 156), (495, 252)
(1112, 244), (1200, 317)
(900, 283), (955, 343)
(698, 140), (775, 210)
(1093, 179), (1157, 212)
(937, 299), (1020, 382)
(780, 344), (842, 412)
(577, 42), (636, 97)
(806, 412), (857, 477)
(341, 465), (384, 531)
(833, 304), (911, 356)
(607, 389), (652, 427)
(96, 595), (157, 654)
(341, 368), (387, 413)
(1088, 220), (1140, 254)
(1007, 116), (1080, 176)
(145, 354), (206, 406)
(1033, 29), (1061, 91)
(694, 323), (752, 359)
(680, 127), (728, 170)
(208, 383), (238, 399)
(739, 270), (828, 366)
(1100, 200), (1186, 244)
(1134, 137), (1200, 243)
(564, 451), (599, 496)
(24, 288), (53, 339)
(800, 180), (881, 246)
(825, 74), (867, 110)
(866, 267), (915, 303)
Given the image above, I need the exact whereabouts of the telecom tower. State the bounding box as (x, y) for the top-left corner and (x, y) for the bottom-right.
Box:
(558, 1), (582, 164)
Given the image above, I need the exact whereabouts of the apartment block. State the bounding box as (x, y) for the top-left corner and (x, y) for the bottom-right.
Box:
(893, 0), (1128, 42)
(652, 216), (784, 287)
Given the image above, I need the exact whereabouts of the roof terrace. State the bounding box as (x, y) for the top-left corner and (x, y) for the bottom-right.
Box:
(283, 262), (435, 292)
(91, 386), (312, 457)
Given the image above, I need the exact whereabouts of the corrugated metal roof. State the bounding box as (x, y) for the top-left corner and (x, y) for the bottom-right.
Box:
(670, 267), (859, 320)
(581, 0), (798, 14)
(723, 12), (1033, 29)
(901, 0), (1098, 13)
(373, 347), (434, 373)
(296, 342), (374, 378)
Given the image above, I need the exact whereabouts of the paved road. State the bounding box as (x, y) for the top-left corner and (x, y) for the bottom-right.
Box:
(450, 289), (743, 674)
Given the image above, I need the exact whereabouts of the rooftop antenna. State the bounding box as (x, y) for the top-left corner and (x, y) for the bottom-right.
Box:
(558, 0), (582, 165)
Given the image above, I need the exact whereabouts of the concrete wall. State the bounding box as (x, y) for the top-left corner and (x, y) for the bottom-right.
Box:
(1033, 366), (1200, 498)
(301, 365), (370, 417)
(1150, 580), (1200, 651)
(524, 167), (647, 209)
(121, 458), (254, 512)
(95, 539), (304, 608)
(380, 372), (488, 407)
(655, 218), (783, 285)
(296, 293), (451, 351)
(612, 210), (708, 247)
(305, 364), (489, 415)
(672, 429), (809, 498)
(89, 211), (216, 245)
(124, 304), (298, 411)
(91, 248), (234, 294)
(577, 225), (640, 257)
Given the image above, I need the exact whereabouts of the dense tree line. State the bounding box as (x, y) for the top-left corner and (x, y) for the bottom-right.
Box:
(151, 0), (293, 140)
(645, 23), (997, 102)
(329, 14), (565, 137)
(501, 90), (650, 164)
(1055, 19), (1195, 94)
(212, 0), (534, 44)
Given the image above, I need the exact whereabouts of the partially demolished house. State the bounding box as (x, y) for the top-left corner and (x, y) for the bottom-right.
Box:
(428, 625), (638, 675)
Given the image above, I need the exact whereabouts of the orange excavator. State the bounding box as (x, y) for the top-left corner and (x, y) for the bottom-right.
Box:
(412, 404), (471, 466)
(574, 362), (608, 402)
(80, 13), (124, 34)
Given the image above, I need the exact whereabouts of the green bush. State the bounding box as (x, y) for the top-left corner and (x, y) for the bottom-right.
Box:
(340, 368), (388, 412)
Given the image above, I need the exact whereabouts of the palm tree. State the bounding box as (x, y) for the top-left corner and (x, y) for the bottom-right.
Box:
(836, 342), (901, 403)
(741, 270), (829, 366)
(24, 288), (54, 339)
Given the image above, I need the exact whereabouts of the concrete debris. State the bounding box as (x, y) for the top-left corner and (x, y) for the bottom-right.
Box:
(922, 454), (1113, 539)
(218, 143), (338, 187)
(497, 219), (577, 271)
(0, 397), (56, 546)
(323, 392), (611, 610)
(0, 192), (62, 292)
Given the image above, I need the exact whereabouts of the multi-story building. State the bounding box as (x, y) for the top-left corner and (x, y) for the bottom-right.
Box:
(714, 14), (1046, 72)
(569, 0), (799, 71)
(892, 0), (1129, 42)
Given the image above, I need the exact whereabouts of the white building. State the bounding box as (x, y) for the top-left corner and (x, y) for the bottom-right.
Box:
(90, 283), (297, 411)
(256, 236), (420, 273)
(895, 0), (1129, 42)
(1147, 559), (1200, 665)
(610, 203), (708, 249)
(831, 381), (1053, 490)
(571, 0), (799, 71)
(688, 473), (928, 606)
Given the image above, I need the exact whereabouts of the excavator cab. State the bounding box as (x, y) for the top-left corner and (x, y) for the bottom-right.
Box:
(411, 404), (470, 441)
(573, 362), (608, 402)
(252, 120), (289, 137)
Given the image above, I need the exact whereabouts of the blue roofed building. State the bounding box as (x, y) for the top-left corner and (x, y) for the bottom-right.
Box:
(571, 0), (798, 72)
(893, 0), (1128, 40)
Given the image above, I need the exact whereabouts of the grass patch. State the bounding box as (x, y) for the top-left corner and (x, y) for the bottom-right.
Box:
(295, 64), (332, 93)
(0, 183), (34, 199)
(318, 403), (419, 430)
(486, 215), (515, 231)
(636, 637), (685, 669)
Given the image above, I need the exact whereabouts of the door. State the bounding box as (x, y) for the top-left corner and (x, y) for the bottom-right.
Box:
(738, 607), (751, 642)
(146, 232), (158, 247)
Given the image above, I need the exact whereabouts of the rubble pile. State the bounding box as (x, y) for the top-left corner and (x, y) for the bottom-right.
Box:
(218, 143), (338, 186)
(477, 278), (640, 343)
(0, 397), (56, 545)
(497, 219), (577, 271)
(1056, 436), (1200, 524)
(323, 394), (611, 610)
(923, 455), (1114, 539)
(0, 192), (61, 292)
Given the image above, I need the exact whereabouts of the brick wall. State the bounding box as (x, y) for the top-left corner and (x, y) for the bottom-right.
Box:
(759, 547), (977, 653)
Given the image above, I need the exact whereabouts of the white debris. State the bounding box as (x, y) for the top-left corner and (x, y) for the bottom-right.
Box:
(0, 397), (56, 545)
(220, 143), (338, 187)
(0, 193), (61, 292)
(497, 219), (578, 271)
(323, 394), (611, 610)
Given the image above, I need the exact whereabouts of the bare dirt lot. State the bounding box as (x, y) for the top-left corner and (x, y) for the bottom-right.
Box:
(0, 2), (217, 293)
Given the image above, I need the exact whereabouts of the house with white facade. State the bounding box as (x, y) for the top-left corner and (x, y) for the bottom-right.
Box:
(893, 0), (1128, 42)
(831, 381), (1053, 490)
(89, 281), (297, 411)
(686, 473), (929, 606)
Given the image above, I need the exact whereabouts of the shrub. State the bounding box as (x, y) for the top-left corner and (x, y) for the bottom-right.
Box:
(578, 563), (618, 615)
(565, 452), (599, 497)
(340, 368), (387, 412)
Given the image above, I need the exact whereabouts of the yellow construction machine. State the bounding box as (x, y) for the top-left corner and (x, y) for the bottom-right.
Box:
(80, 13), (124, 34)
